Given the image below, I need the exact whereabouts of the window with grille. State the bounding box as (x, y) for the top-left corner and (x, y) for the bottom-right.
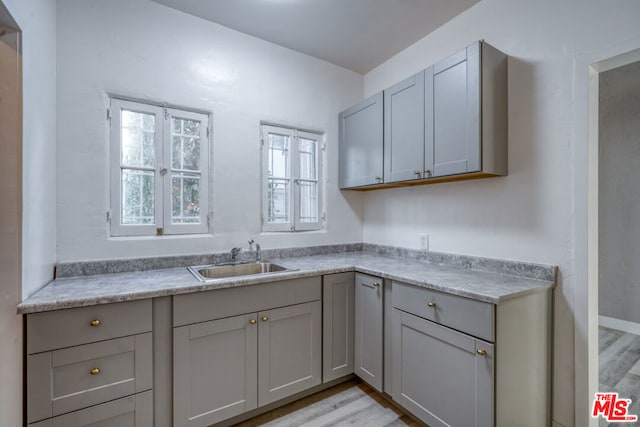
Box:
(261, 124), (324, 232)
(109, 98), (210, 236)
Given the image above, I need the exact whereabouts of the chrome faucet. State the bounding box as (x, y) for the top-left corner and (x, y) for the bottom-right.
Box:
(230, 247), (242, 263)
(255, 243), (261, 262)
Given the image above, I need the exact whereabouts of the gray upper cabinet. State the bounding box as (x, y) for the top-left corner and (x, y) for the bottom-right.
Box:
(323, 272), (355, 382)
(427, 40), (507, 179)
(354, 273), (384, 392)
(427, 44), (481, 176)
(339, 40), (507, 190)
(384, 71), (425, 183)
(339, 92), (384, 188)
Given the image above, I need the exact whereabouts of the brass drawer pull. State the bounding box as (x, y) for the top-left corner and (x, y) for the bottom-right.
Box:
(373, 282), (380, 287)
(90, 368), (101, 375)
(90, 319), (101, 327)
(427, 301), (436, 308)
(477, 349), (487, 356)
(249, 319), (257, 324)
(261, 316), (269, 322)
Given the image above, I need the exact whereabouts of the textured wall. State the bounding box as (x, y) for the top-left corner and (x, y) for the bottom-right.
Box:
(599, 60), (640, 323)
(362, 1), (640, 425)
(56, 0), (364, 261)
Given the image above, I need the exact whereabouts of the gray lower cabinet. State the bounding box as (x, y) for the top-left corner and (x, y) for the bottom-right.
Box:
(392, 309), (494, 427)
(322, 272), (355, 382)
(339, 92), (384, 188)
(354, 273), (384, 392)
(29, 390), (153, 427)
(258, 301), (322, 406)
(391, 281), (552, 426)
(26, 300), (154, 427)
(172, 277), (323, 427)
(173, 314), (258, 427)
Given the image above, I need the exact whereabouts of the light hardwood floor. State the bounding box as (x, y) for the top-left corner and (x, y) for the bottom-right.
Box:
(599, 326), (640, 427)
(232, 380), (423, 427)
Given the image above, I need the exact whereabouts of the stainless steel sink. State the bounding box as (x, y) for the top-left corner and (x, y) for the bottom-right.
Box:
(188, 262), (293, 282)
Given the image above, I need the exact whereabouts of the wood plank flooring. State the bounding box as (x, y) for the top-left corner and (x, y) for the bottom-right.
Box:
(599, 326), (640, 427)
(232, 379), (422, 427)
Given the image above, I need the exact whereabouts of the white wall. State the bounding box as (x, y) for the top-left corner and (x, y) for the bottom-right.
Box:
(56, 0), (364, 261)
(15, 0), (57, 299)
(599, 60), (640, 323)
(362, 1), (640, 426)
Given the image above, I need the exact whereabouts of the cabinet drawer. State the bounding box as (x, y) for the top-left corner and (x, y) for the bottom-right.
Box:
(27, 299), (152, 354)
(28, 333), (152, 423)
(173, 276), (321, 327)
(392, 281), (494, 341)
(28, 390), (153, 427)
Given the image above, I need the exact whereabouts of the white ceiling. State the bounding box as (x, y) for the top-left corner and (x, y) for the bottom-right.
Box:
(152, 0), (479, 74)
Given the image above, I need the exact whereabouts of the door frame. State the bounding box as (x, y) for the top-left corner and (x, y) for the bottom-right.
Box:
(576, 46), (640, 427)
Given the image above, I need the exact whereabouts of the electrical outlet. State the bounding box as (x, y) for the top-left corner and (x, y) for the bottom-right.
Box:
(419, 233), (429, 250)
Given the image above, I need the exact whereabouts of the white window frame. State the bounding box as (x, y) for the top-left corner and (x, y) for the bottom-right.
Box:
(261, 124), (324, 232)
(109, 98), (210, 237)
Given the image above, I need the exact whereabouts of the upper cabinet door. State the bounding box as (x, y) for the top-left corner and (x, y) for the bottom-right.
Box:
(427, 42), (481, 178)
(339, 92), (384, 188)
(384, 71), (425, 183)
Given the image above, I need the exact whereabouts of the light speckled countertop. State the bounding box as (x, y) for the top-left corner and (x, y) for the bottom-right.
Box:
(18, 252), (555, 314)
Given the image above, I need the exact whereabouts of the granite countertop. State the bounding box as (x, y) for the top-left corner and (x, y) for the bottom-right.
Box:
(18, 251), (556, 314)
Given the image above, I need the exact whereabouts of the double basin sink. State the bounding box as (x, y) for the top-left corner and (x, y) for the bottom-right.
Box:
(188, 261), (294, 282)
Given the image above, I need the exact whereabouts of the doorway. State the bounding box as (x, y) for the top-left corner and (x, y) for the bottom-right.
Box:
(598, 58), (640, 417)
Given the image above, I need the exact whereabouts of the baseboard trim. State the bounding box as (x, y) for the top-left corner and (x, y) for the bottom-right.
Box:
(599, 315), (640, 335)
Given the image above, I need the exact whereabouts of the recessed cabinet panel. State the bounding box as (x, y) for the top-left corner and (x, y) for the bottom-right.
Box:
(47, 390), (153, 427)
(430, 43), (481, 177)
(258, 301), (322, 406)
(323, 272), (355, 382)
(384, 71), (425, 182)
(173, 314), (258, 427)
(392, 309), (494, 427)
(27, 333), (152, 424)
(339, 92), (384, 188)
(354, 273), (383, 392)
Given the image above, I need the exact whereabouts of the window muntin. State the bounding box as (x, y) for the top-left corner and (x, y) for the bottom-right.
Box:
(262, 125), (323, 232)
(110, 99), (209, 236)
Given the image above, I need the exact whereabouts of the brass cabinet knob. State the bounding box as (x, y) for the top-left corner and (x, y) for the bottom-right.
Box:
(427, 301), (436, 308)
(90, 319), (101, 327)
(424, 169), (431, 176)
(477, 349), (487, 356)
(249, 319), (257, 324)
(375, 176), (382, 182)
(414, 171), (421, 177)
(90, 368), (101, 375)
(261, 316), (269, 322)
(373, 282), (380, 287)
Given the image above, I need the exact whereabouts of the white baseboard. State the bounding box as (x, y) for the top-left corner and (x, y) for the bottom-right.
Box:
(599, 315), (640, 335)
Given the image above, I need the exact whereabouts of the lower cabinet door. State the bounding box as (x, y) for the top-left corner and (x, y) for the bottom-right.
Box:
(258, 301), (322, 406)
(354, 273), (384, 391)
(29, 390), (153, 427)
(322, 272), (355, 382)
(173, 314), (258, 427)
(392, 309), (494, 427)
